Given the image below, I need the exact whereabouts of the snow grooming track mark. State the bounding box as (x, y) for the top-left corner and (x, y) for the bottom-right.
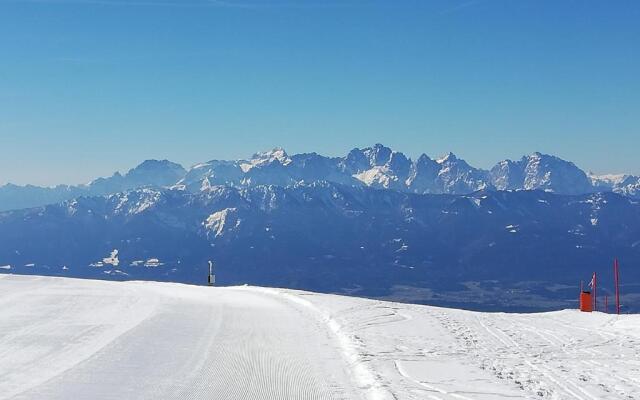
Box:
(2, 278), (358, 400)
(180, 309), (328, 400)
(0, 276), (160, 400)
(153, 286), (352, 400)
(252, 288), (395, 400)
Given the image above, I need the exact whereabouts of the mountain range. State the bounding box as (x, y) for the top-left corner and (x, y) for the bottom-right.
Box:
(1, 144), (639, 312)
(0, 160), (186, 212)
(1, 144), (638, 212)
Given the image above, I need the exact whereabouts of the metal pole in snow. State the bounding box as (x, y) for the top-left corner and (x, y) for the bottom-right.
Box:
(604, 295), (608, 314)
(614, 259), (621, 315)
(593, 272), (597, 311)
(616, 258), (620, 315)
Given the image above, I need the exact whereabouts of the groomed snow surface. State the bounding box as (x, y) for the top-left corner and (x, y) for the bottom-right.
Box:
(1, 276), (638, 400)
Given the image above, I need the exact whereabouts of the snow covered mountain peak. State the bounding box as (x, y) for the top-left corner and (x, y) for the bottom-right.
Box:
(124, 159), (186, 185)
(590, 173), (640, 198)
(434, 153), (491, 194)
(255, 147), (289, 161)
(2, 145), (640, 213)
(590, 173), (630, 187)
(529, 151), (544, 158)
(130, 159), (183, 172)
(87, 159), (186, 192)
(436, 151), (458, 163)
(490, 152), (592, 194)
(345, 144), (412, 190)
(241, 147), (292, 172)
(362, 143), (393, 166)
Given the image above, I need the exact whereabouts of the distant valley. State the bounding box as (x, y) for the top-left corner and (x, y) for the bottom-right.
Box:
(1, 144), (638, 312)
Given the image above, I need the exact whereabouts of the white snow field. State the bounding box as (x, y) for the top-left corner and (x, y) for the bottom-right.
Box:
(1, 275), (639, 400)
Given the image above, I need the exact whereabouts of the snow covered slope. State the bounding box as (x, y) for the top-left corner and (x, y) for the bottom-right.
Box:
(0, 275), (361, 400)
(2, 275), (638, 400)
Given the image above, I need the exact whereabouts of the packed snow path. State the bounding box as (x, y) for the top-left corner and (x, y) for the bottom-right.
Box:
(1, 276), (639, 400)
(0, 276), (362, 400)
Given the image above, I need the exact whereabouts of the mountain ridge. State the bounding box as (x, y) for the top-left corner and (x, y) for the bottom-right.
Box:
(1, 145), (638, 212)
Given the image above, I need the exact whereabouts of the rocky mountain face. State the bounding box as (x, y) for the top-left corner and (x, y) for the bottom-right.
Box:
(174, 144), (640, 200)
(490, 152), (593, 194)
(1, 145), (639, 212)
(1, 183), (639, 311)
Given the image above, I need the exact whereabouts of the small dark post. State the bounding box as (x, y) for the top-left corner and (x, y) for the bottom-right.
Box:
(593, 272), (597, 311)
(614, 259), (621, 315)
(208, 260), (215, 286)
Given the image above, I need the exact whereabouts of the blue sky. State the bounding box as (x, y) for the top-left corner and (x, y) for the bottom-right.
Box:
(0, 0), (638, 185)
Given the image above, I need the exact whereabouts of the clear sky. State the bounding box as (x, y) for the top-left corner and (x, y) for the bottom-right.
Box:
(1, 0), (638, 186)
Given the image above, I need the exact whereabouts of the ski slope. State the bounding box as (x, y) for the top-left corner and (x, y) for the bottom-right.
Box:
(1, 275), (638, 400)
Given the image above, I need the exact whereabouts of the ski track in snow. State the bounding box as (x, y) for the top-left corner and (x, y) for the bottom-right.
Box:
(1, 275), (639, 400)
(295, 293), (640, 400)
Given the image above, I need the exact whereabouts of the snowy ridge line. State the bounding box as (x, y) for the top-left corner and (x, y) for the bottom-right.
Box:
(249, 287), (395, 400)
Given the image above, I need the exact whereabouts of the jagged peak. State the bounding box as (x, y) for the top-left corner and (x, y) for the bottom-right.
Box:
(416, 153), (433, 162)
(491, 152), (572, 168)
(239, 147), (292, 173)
(437, 152), (457, 163)
(523, 152), (568, 163)
(362, 143), (393, 165)
(388, 150), (409, 163)
(357, 143), (389, 152)
(251, 147), (290, 162)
